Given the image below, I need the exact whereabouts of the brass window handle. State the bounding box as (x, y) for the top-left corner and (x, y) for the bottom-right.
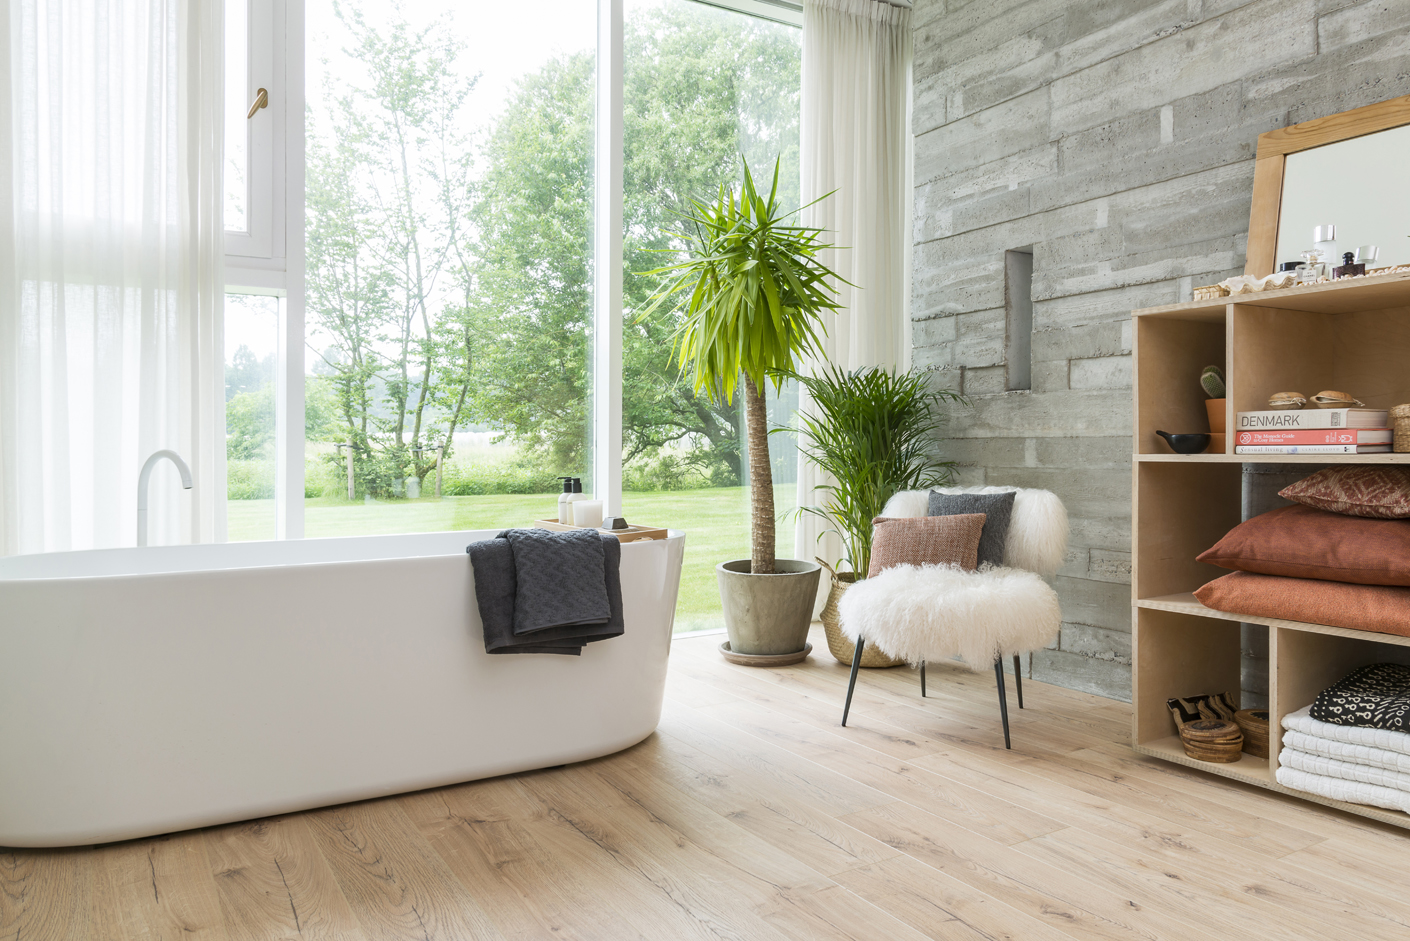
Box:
(246, 88), (268, 119)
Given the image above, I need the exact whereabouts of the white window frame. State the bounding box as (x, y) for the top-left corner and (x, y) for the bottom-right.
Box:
(224, 0), (277, 259)
(225, 0), (304, 539)
(232, 0), (794, 542)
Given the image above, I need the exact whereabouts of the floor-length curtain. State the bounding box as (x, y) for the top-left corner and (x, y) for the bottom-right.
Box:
(796, 0), (912, 578)
(0, 0), (225, 555)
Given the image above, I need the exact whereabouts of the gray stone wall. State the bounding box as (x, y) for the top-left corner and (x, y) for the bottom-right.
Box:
(910, 0), (1410, 701)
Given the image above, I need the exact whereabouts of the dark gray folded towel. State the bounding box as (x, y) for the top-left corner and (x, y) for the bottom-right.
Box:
(466, 531), (624, 655)
(503, 527), (612, 633)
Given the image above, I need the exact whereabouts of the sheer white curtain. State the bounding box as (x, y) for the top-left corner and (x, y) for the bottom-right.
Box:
(0, 0), (226, 555)
(796, 0), (912, 577)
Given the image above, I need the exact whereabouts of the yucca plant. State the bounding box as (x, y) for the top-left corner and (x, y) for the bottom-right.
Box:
(641, 157), (846, 574)
(791, 365), (966, 579)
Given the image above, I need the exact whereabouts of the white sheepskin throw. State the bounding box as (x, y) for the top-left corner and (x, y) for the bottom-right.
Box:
(880, 486), (1067, 577)
(837, 563), (1061, 671)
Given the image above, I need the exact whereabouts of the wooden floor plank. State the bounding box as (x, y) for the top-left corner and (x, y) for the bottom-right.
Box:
(0, 847), (92, 941)
(88, 835), (229, 940)
(699, 697), (1068, 846)
(204, 815), (366, 941)
(400, 781), (651, 941)
(1019, 823), (1410, 941)
(618, 728), (903, 877)
(840, 801), (1224, 941)
(831, 854), (1079, 941)
(305, 800), (506, 941)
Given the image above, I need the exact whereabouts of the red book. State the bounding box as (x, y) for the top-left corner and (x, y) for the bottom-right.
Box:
(1235, 428), (1393, 446)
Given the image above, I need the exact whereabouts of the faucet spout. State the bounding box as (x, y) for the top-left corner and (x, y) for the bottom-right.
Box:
(137, 450), (193, 547)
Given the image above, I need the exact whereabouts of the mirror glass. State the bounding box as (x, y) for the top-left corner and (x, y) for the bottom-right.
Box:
(1275, 123), (1410, 271)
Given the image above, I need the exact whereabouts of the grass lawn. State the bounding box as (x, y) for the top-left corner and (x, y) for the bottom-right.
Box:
(227, 484), (799, 631)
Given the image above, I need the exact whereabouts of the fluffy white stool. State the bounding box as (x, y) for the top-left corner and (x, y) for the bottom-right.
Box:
(836, 487), (1067, 748)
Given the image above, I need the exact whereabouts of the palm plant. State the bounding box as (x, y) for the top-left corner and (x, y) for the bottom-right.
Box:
(642, 157), (845, 574)
(792, 365), (966, 579)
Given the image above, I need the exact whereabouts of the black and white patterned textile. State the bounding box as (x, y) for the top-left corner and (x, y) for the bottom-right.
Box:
(1310, 663), (1410, 732)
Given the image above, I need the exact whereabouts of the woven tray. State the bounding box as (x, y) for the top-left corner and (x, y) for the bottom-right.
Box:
(1179, 719), (1243, 763)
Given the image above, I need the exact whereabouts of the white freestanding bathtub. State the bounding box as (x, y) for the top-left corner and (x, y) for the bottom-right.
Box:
(0, 529), (684, 847)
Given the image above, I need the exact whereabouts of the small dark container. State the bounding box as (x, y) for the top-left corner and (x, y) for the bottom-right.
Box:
(1333, 251), (1365, 279)
(1155, 430), (1211, 454)
(1280, 262), (1302, 272)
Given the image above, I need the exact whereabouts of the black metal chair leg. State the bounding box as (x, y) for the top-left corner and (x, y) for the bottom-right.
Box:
(994, 659), (1012, 749)
(1013, 654), (1024, 709)
(920, 660), (926, 697)
(842, 636), (865, 727)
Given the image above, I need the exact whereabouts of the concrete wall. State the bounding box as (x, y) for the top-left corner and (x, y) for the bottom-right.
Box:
(910, 0), (1410, 701)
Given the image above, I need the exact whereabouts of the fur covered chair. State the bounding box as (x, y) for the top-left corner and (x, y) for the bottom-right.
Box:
(837, 486), (1067, 748)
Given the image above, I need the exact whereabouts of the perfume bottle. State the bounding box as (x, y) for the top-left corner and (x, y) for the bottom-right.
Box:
(1333, 251), (1365, 279)
(1297, 248), (1323, 283)
(1356, 244), (1380, 267)
(1312, 225), (1337, 277)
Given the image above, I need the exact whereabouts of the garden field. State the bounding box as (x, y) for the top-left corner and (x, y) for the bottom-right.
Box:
(227, 484), (799, 632)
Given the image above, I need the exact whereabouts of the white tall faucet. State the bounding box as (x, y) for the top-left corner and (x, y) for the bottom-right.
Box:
(137, 450), (193, 547)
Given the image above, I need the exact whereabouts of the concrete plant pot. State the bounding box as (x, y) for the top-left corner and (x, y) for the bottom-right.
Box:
(716, 559), (822, 661)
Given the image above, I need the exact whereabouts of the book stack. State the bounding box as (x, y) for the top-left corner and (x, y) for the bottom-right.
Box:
(1234, 408), (1391, 454)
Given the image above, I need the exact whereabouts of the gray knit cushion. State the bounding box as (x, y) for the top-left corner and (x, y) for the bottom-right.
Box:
(928, 490), (1015, 567)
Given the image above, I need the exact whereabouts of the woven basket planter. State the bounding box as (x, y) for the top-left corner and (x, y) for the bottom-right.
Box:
(819, 564), (905, 668)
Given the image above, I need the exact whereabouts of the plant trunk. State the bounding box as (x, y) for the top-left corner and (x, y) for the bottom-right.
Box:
(744, 373), (775, 574)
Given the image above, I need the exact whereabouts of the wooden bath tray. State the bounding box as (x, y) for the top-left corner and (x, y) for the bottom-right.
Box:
(532, 519), (669, 542)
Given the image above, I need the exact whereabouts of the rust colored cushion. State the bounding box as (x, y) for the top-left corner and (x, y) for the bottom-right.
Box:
(1195, 572), (1410, 638)
(868, 513), (985, 578)
(1196, 504), (1410, 588)
(1280, 466), (1410, 519)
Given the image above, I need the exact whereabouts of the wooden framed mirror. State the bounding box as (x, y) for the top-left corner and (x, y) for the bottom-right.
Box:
(1245, 94), (1410, 277)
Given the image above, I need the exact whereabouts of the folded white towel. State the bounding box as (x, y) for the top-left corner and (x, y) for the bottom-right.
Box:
(1282, 705), (1410, 757)
(1280, 746), (1410, 794)
(1275, 765), (1410, 814)
(1282, 729), (1410, 776)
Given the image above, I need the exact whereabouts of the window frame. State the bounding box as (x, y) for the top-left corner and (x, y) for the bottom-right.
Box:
(232, 0), (796, 542)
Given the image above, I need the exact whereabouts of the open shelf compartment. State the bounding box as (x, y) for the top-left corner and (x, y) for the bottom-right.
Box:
(1135, 308), (1227, 455)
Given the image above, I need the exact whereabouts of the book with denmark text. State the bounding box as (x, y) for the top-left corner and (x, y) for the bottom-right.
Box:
(1236, 429), (1393, 446)
(1234, 444), (1392, 454)
(1235, 408), (1389, 430)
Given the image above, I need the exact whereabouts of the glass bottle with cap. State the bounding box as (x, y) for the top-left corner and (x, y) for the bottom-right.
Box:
(1297, 248), (1323, 283)
(1312, 225), (1338, 277)
(1333, 252), (1365, 279)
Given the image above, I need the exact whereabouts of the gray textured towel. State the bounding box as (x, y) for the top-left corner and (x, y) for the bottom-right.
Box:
(466, 531), (624, 655)
(503, 528), (612, 633)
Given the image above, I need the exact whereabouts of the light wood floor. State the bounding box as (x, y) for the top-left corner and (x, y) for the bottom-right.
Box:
(6, 625), (1410, 940)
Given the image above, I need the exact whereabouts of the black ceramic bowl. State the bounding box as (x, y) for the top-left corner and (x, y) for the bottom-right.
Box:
(1155, 430), (1211, 454)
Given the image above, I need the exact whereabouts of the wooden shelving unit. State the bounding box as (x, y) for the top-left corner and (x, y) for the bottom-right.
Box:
(1131, 271), (1410, 830)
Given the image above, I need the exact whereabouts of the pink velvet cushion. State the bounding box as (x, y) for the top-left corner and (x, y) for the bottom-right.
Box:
(1195, 572), (1410, 638)
(868, 514), (985, 578)
(1196, 504), (1410, 588)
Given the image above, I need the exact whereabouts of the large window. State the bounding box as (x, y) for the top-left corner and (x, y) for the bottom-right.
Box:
(224, 0), (802, 632)
(300, 0), (597, 537)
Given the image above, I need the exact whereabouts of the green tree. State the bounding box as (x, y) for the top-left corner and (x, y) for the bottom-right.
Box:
(307, 1), (479, 495)
(467, 2), (801, 480)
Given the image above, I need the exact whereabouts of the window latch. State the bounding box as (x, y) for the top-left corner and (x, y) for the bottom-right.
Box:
(246, 88), (268, 120)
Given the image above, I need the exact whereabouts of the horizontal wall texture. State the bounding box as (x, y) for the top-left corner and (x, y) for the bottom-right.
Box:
(911, 0), (1410, 700)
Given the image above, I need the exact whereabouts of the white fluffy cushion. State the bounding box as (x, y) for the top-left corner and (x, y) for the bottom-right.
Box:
(837, 563), (1061, 671)
(881, 486), (1067, 577)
